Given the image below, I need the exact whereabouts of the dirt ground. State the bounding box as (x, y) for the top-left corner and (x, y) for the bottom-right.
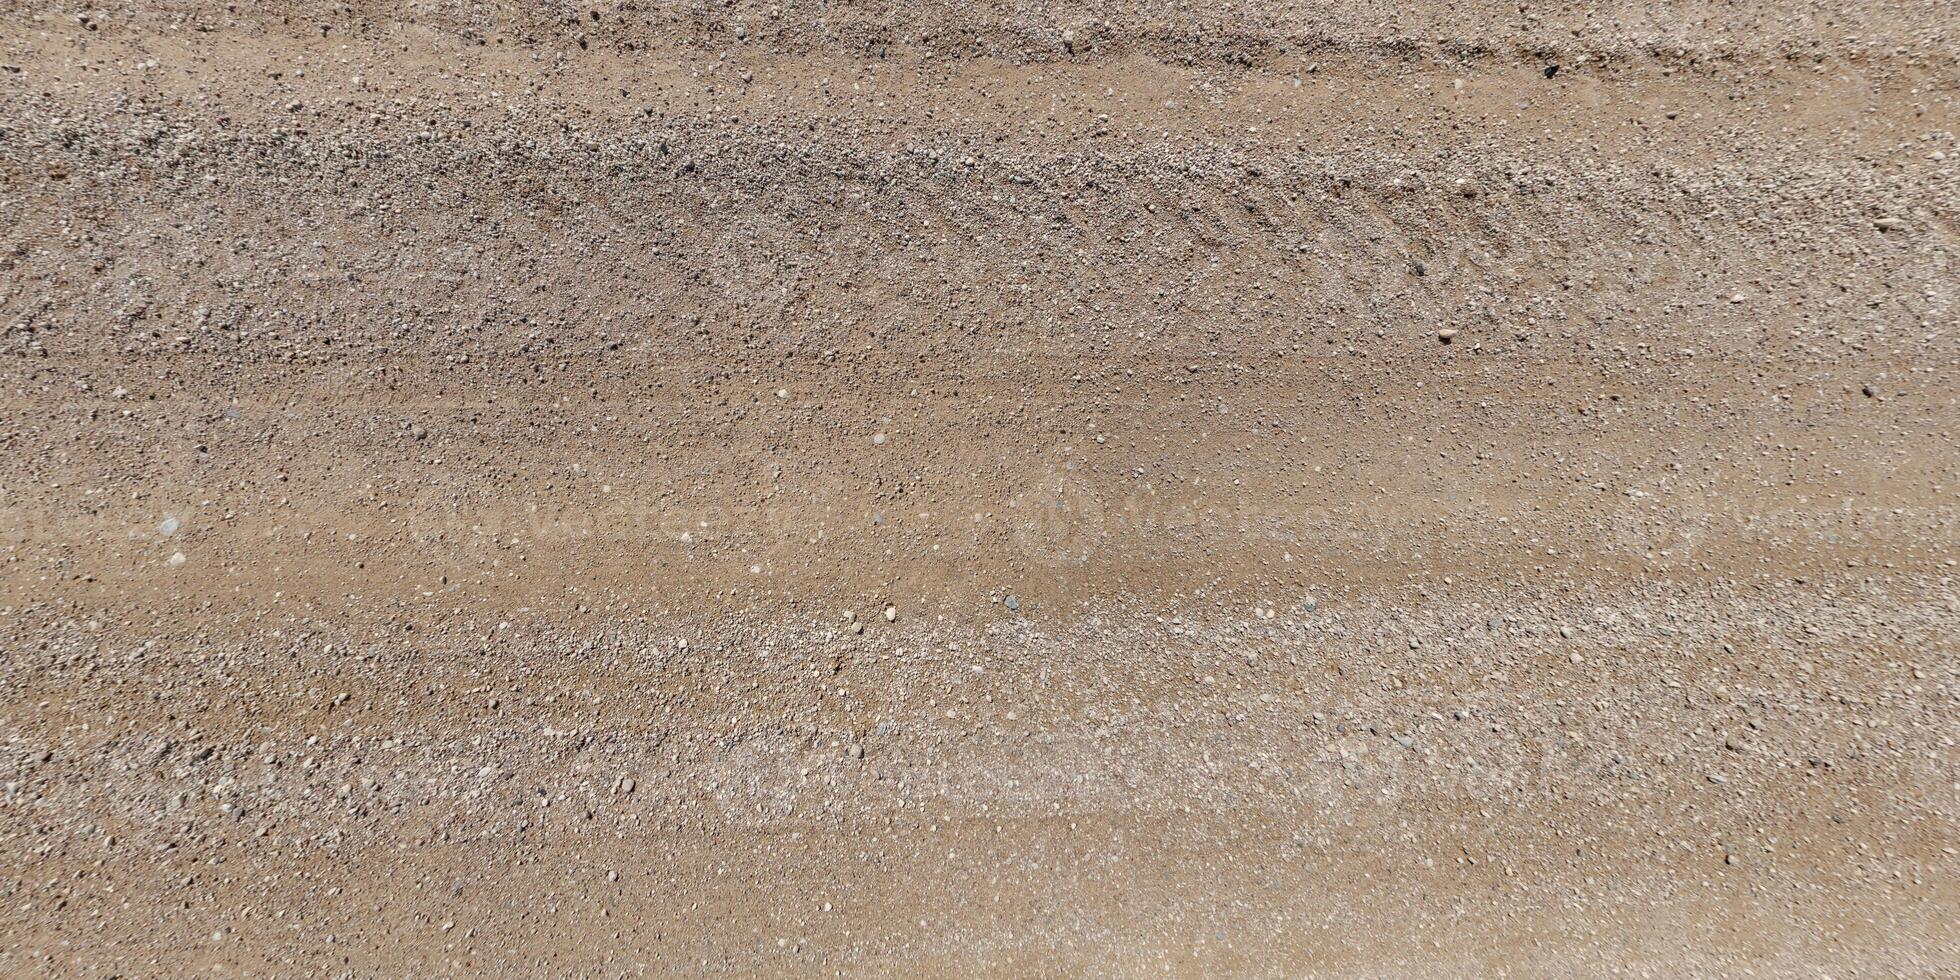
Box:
(1, 1), (1956, 976)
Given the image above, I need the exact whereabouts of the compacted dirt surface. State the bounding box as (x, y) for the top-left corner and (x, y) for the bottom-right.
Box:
(3, 1), (1959, 976)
